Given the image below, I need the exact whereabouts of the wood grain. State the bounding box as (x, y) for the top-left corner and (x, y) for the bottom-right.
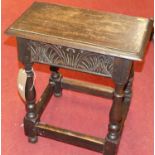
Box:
(61, 77), (114, 99)
(36, 123), (105, 152)
(6, 2), (153, 60)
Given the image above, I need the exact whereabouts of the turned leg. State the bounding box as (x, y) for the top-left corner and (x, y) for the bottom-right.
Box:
(24, 63), (38, 143)
(104, 83), (125, 155)
(120, 66), (134, 127)
(50, 66), (62, 97)
(124, 66), (134, 104)
(104, 58), (133, 155)
(104, 68), (134, 154)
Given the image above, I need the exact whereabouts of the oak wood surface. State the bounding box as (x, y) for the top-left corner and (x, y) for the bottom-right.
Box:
(6, 2), (153, 60)
(36, 123), (105, 152)
(61, 77), (114, 99)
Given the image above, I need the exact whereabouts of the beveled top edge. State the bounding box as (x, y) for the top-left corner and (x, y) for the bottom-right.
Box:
(5, 27), (144, 61)
(5, 2), (153, 61)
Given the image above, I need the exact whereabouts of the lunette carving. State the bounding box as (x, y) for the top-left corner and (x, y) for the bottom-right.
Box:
(28, 40), (114, 77)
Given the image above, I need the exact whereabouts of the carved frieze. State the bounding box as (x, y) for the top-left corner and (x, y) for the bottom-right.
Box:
(28, 40), (114, 77)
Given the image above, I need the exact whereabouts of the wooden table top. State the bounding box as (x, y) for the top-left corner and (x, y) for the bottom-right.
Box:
(6, 2), (153, 61)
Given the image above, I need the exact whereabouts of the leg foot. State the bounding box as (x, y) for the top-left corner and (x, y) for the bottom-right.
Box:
(54, 92), (62, 97)
(104, 140), (118, 155)
(28, 136), (38, 143)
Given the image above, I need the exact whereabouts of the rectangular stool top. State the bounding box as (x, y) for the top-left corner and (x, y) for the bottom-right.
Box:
(6, 2), (153, 61)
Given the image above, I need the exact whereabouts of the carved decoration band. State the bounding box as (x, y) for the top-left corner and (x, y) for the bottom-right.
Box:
(27, 40), (114, 77)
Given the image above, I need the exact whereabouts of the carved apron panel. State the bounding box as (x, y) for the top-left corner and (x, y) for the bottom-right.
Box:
(28, 40), (114, 77)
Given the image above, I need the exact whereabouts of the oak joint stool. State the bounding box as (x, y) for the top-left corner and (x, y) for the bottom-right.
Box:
(6, 2), (153, 155)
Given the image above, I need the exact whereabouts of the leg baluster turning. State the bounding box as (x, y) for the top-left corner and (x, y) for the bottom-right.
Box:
(24, 63), (38, 143)
(50, 66), (62, 97)
(124, 66), (134, 105)
(121, 66), (134, 126)
(104, 84), (125, 155)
